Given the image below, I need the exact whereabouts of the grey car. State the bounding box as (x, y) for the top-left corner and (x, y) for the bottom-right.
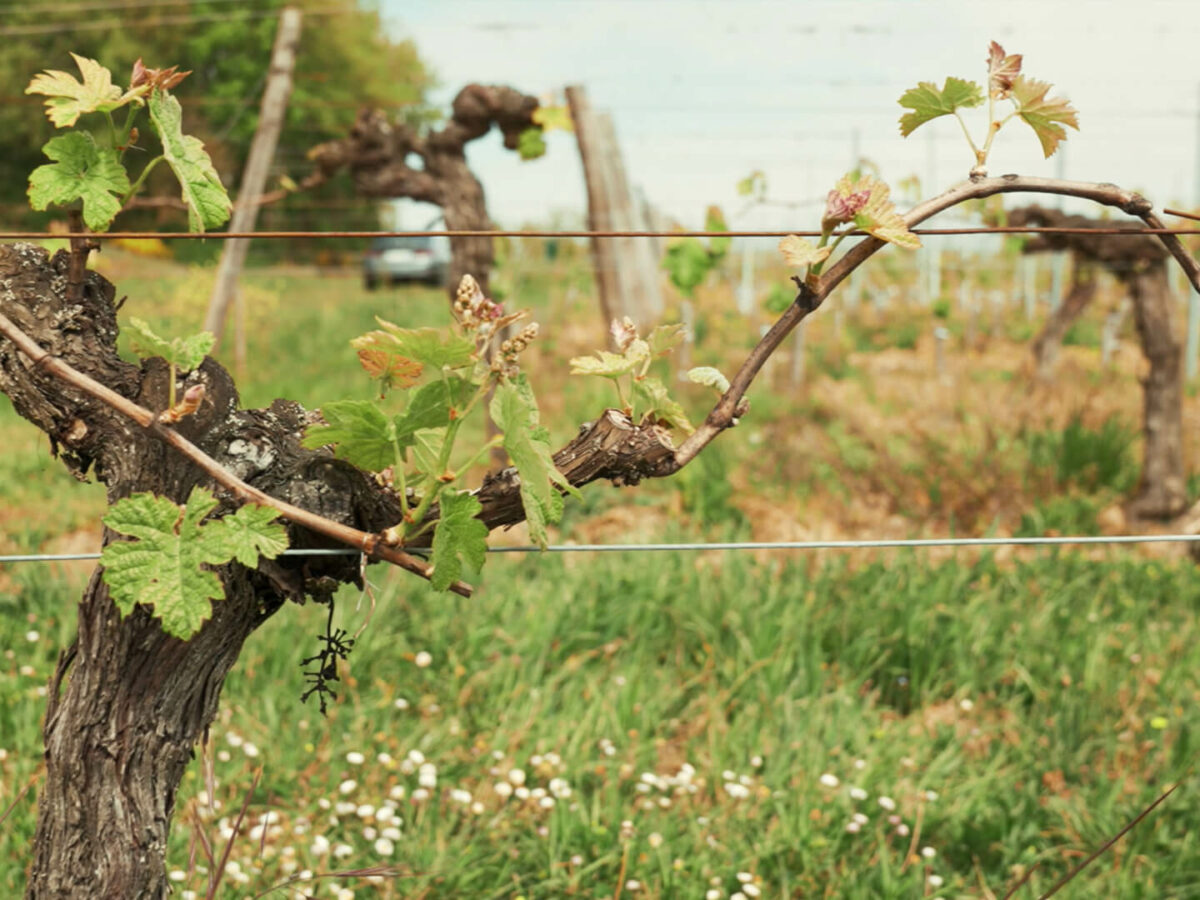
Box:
(362, 235), (449, 289)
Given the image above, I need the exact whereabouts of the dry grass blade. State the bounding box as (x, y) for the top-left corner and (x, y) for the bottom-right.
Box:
(207, 767), (262, 900)
(996, 780), (1180, 899)
(0, 768), (41, 830)
(252, 864), (419, 897)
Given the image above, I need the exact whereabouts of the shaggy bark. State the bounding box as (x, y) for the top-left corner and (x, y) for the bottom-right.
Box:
(1008, 206), (1185, 518)
(307, 84), (541, 297)
(0, 243), (673, 896)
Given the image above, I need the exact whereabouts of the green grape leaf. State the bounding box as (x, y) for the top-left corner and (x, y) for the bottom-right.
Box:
(101, 488), (287, 639)
(532, 105), (573, 132)
(490, 376), (577, 548)
(302, 400), (395, 471)
(778, 235), (831, 268)
(26, 53), (145, 128)
(410, 427), (445, 477)
(687, 366), (731, 393)
(207, 503), (289, 568)
(897, 77), (984, 137)
(356, 322), (475, 370)
(147, 88), (231, 232)
(569, 349), (640, 378)
(705, 205), (731, 258)
(632, 375), (693, 433)
(28, 132), (130, 232)
(127, 317), (214, 371)
(430, 490), (487, 591)
(1010, 75), (1079, 158)
(663, 237), (713, 297)
(646, 323), (687, 357)
(395, 377), (476, 444)
(517, 127), (547, 160)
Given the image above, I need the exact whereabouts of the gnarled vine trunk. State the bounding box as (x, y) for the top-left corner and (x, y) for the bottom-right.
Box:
(306, 84), (541, 298)
(1010, 206), (1185, 518)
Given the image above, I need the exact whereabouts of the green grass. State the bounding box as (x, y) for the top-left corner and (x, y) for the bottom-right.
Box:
(3, 551), (1199, 897)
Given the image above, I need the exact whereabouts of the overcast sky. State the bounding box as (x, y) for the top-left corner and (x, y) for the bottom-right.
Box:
(381, 0), (1198, 229)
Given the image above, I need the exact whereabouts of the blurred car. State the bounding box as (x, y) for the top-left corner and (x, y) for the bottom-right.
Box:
(362, 234), (450, 289)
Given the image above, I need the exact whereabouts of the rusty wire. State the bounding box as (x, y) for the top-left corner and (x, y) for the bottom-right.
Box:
(3, 226), (1200, 241)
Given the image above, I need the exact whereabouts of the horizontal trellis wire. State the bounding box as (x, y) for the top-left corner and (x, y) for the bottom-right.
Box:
(2, 226), (1200, 241)
(3, 533), (1200, 565)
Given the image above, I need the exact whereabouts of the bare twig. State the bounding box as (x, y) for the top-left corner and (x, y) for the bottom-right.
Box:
(207, 768), (261, 900)
(0, 311), (473, 597)
(674, 175), (1200, 470)
(0, 767), (42, 830)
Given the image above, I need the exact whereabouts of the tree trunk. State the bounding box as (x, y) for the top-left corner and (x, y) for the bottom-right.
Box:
(1127, 264), (1187, 518)
(27, 566), (265, 898)
(433, 154), (495, 299)
(1031, 261), (1096, 380)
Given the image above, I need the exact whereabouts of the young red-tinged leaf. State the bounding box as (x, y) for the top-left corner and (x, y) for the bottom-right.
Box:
(778, 235), (831, 268)
(897, 77), (984, 137)
(430, 490), (488, 591)
(986, 41), (1022, 99)
(26, 53), (147, 128)
(610, 317), (638, 351)
(1010, 75), (1079, 158)
(646, 323), (687, 357)
(147, 89), (231, 231)
(356, 348), (423, 388)
(632, 375), (693, 433)
(130, 59), (190, 91)
(28, 132), (130, 232)
(355, 321), (475, 370)
(302, 400), (395, 472)
(847, 174), (921, 250)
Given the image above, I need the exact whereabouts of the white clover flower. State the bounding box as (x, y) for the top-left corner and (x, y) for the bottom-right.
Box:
(648, 832), (663, 849)
(819, 773), (839, 788)
(925, 790), (939, 801)
(706, 891), (723, 900)
(854, 758), (866, 770)
(538, 796), (555, 810)
(514, 786), (530, 800)
(731, 892), (748, 900)
(571, 854), (584, 866)
(545, 751), (562, 767)
(356, 804), (375, 819)
(418, 770), (437, 789)
(549, 778), (571, 798)
(849, 787), (868, 801)
(407, 749), (425, 765)
(389, 785), (406, 801)
(625, 879), (641, 892)
(346, 751), (365, 766)
(216, 750), (231, 763)
(393, 697), (410, 710)
(411, 788), (429, 802)
(921, 846), (937, 860)
(494, 781), (513, 799)
(168, 870), (186, 882)
(242, 743), (260, 758)
(896, 823), (911, 837)
(317, 798), (331, 810)
(508, 768), (526, 786)
(362, 826), (377, 841)
(750, 755), (763, 768)
(225, 733), (244, 748)
(333, 843), (353, 859)
(887, 814), (901, 826)
(414, 651), (432, 668)
(376, 752), (394, 765)
(471, 800), (485, 815)
(338, 780), (357, 795)
(723, 782), (750, 799)
(878, 796), (896, 811)
(960, 698), (974, 711)
(852, 812), (868, 825)
(928, 874), (945, 888)
(374, 837), (395, 856)
(337, 889), (355, 900)
(845, 820), (861, 833)
(743, 886), (761, 898)
(24, 631), (39, 643)
(375, 806), (394, 823)
(531, 754), (544, 767)
(451, 789), (472, 805)
(382, 826), (402, 841)
(736, 872), (754, 883)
